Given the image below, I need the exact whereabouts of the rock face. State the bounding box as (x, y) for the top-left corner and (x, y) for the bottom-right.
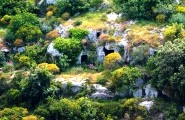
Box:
(47, 42), (62, 58)
(139, 101), (154, 111)
(55, 77), (87, 93)
(144, 84), (158, 98)
(91, 84), (113, 99)
(133, 89), (143, 98)
(56, 24), (72, 38)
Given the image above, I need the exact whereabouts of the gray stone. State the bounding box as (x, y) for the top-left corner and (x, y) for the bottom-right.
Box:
(133, 89), (143, 98)
(139, 101), (154, 111)
(144, 84), (158, 98)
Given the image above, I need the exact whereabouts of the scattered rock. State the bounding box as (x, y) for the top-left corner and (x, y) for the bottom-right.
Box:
(139, 101), (154, 111)
(133, 89), (143, 98)
(144, 84), (158, 98)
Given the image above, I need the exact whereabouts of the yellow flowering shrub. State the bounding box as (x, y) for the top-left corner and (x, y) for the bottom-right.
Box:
(46, 11), (53, 18)
(22, 115), (37, 120)
(176, 5), (185, 13)
(38, 63), (60, 73)
(164, 23), (185, 41)
(103, 52), (121, 69)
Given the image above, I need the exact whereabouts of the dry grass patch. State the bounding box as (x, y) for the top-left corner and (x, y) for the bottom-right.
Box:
(127, 25), (162, 48)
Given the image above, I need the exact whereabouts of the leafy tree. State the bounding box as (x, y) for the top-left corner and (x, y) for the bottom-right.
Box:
(164, 23), (185, 41)
(131, 45), (150, 65)
(8, 12), (39, 33)
(0, 0), (37, 17)
(0, 51), (5, 67)
(21, 69), (52, 107)
(15, 24), (42, 43)
(0, 107), (29, 120)
(110, 67), (141, 92)
(55, 0), (103, 16)
(54, 38), (82, 64)
(113, 0), (172, 19)
(147, 40), (185, 102)
(68, 28), (89, 40)
(49, 98), (81, 119)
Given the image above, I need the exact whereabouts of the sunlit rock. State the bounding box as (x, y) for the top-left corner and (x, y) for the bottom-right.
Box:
(139, 101), (154, 111)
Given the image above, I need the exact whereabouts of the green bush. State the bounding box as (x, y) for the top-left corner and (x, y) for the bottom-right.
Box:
(121, 98), (148, 119)
(2, 64), (14, 73)
(131, 45), (150, 65)
(0, 15), (11, 25)
(0, 0), (37, 17)
(156, 14), (166, 23)
(73, 20), (82, 26)
(169, 13), (185, 25)
(54, 37), (82, 64)
(8, 12), (39, 33)
(0, 51), (5, 67)
(68, 28), (89, 40)
(15, 24), (42, 43)
(61, 12), (70, 21)
(178, 113), (185, 120)
(0, 107), (29, 120)
(147, 40), (185, 102)
(164, 23), (185, 41)
(55, 0), (103, 16)
(110, 67), (141, 92)
(97, 70), (112, 85)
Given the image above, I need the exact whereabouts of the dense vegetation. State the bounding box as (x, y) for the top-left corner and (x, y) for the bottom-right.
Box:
(0, 0), (185, 119)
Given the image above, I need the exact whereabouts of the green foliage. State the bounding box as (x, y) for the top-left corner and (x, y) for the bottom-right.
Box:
(6, 89), (21, 105)
(0, 73), (10, 96)
(2, 64), (14, 73)
(23, 45), (47, 64)
(113, 0), (173, 19)
(164, 23), (185, 41)
(103, 52), (122, 70)
(169, 13), (185, 25)
(0, 15), (12, 25)
(49, 98), (81, 119)
(68, 28), (89, 40)
(61, 12), (70, 21)
(110, 67), (141, 92)
(21, 69), (52, 107)
(55, 0), (103, 16)
(54, 37), (82, 64)
(0, 107), (28, 120)
(8, 12), (39, 33)
(0, 0), (37, 17)
(56, 55), (70, 72)
(113, 0), (156, 19)
(0, 51), (5, 67)
(122, 98), (147, 119)
(156, 14), (166, 23)
(15, 24), (42, 43)
(18, 56), (32, 68)
(178, 113), (185, 120)
(153, 3), (174, 19)
(97, 70), (112, 85)
(73, 20), (82, 26)
(147, 40), (185, 102)
(131, 45), (150, 65)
